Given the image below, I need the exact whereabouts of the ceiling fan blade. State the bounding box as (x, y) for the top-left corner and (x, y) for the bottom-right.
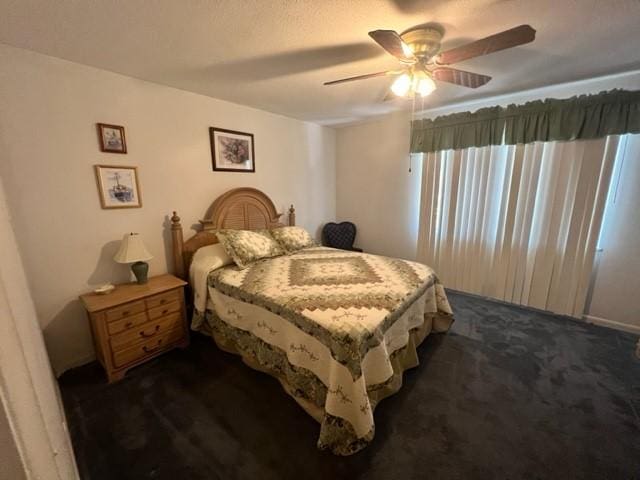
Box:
(432, 67), (492, 88)
(324, 70), (399, 85)
(436, 25), (536, 65)
(368, 30), (416, 63)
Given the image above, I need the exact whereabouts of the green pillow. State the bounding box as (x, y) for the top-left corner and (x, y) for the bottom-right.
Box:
(215, 229), (285, 269)
(270, 226), (316, 253)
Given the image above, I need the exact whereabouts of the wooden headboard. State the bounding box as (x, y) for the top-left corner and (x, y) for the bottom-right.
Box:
(170, 187), (295, 279)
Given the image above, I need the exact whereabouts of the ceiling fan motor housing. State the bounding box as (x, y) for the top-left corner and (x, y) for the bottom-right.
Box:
(401, 27), (443, 61)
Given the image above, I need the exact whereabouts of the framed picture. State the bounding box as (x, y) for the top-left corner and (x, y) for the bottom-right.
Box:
(94, 165), (142, 209)
(97, 123), (127, 154)
(209, 127), (255, 172)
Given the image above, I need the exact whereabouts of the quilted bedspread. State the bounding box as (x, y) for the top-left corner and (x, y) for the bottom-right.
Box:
(197, 246), (453, 454)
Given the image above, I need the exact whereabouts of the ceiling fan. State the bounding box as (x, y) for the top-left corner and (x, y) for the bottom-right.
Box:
(324, 24), (536, 99)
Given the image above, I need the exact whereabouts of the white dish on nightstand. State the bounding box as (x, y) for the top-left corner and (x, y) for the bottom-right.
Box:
(94, 283), (115, 295)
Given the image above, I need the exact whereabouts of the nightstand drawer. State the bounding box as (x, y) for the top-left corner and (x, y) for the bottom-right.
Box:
(112, 326), (184, 368)
(110, 312), (182, 351)
(148, 300), (181, 320)
(105, 300), (146, 323)
(106, 311), (149, 336)
(146, 289), (181, 309)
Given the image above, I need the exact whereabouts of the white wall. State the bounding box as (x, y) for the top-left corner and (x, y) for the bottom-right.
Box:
(335, 71), (640, 330)
(0, 44), (336, 374)
(587, 135), (640, 331)
(336, 110), (422, 260)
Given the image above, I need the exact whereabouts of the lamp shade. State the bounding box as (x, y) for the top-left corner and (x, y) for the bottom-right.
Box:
(113, 233), (153, 264)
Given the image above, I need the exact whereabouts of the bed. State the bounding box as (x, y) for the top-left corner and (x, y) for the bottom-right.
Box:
(170, 188), (453, 455)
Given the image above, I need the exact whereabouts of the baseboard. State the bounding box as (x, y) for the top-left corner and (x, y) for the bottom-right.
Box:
(54, 353), (96, 378)
(583, 315), (640, 335)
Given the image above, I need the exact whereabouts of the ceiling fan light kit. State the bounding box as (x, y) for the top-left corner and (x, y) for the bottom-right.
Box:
(324, 24), (536, 100)
(391, 69), (436, 98)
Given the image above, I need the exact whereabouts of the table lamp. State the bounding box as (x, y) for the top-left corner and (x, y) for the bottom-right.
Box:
(113, 233), (153, 284)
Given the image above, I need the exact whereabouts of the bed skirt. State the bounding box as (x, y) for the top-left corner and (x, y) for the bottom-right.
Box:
(196, 309), (453, 455)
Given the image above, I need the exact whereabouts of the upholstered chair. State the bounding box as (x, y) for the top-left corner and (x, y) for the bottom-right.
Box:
(322, 222), (363, 252)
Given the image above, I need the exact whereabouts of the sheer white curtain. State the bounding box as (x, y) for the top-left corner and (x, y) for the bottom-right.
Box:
(417, 137), (619, 317)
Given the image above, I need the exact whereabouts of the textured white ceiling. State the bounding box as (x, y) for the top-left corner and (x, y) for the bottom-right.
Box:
(1, 0), (640, 125)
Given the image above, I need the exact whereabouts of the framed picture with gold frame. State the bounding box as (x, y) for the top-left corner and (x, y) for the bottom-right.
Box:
(94, 165), (142, 209)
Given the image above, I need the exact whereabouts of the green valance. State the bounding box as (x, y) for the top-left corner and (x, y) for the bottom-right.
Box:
(411, 89), (640, 154)
(410, 106), (504, 154)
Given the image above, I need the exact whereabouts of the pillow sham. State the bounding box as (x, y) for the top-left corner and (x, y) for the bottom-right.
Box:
(270, 226), (316, 252)
(215, 229), (285, 269)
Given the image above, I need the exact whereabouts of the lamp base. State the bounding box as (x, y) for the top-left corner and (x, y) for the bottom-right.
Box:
(131, 261), (149, 284)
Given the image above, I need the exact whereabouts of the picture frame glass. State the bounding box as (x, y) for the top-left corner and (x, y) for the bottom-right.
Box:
(102, 127), (123, 150)
(97, 123), (127, 153)
(211, 129), (254, 171)
(96, 166), (141, 208)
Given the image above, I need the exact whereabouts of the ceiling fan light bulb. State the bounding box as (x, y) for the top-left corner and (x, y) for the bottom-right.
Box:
(416, 75), (436, 97)
(391, 73), (411, 96)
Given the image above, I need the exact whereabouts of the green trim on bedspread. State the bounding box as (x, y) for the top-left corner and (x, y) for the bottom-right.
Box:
(193, 307), (447, 455)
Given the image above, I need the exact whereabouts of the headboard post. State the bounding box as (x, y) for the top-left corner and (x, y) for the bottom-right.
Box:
(171, 211), (186, 279)
(288, 205), (296, 226)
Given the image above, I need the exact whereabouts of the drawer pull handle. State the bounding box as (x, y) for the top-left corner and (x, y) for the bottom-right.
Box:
(160, 299), (167, 304)
(139, 325), (160, 338)
(122, 311), (130, 317)
(143, 339), (163, 353)
(125, 321), (134, 328)
(162, 309), (169, 315)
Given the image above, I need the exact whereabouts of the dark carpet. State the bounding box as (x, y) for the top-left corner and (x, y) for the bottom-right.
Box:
(59, 291), (640, 480)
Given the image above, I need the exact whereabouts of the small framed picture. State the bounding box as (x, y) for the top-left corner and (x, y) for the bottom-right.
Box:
(94, 165), (142, 209)
(97, 123), (127, 154)
(209, 127), (255, 172)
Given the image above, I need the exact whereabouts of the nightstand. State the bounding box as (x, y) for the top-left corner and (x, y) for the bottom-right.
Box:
(80, 274), (189, 382)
